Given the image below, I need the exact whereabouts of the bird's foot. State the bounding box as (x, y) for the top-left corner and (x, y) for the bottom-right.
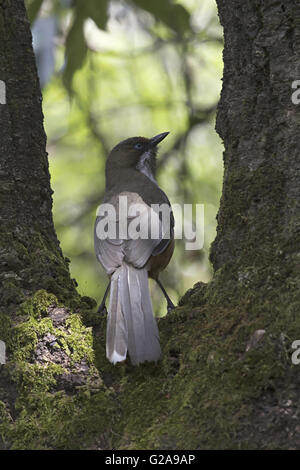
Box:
(167, 302), (176, 314)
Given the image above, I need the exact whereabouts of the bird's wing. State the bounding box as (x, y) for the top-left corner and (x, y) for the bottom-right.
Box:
(94, 191), (173, 274)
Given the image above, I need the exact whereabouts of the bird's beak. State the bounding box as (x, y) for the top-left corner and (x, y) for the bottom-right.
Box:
(149, 132), (169, 148)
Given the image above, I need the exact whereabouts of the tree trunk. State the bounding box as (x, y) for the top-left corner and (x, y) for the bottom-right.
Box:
(1, 0), (300, 450)
(211, 0), (300, 288)
(0, 1), (101, 450)
(0, 0), (77, 308)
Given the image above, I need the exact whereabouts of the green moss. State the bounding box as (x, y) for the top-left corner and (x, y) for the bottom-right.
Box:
(0, 289), (112, 450)
(99, 265), (300, 450)
(0, 227), (81, 314)
(2, 263), (300, 450)
(1, 279), (23, 306)
(2, 387), (114, 450)
(18, 290), (58, 319)
(0, 313), (11, 343)
(64, 314), (95, 363)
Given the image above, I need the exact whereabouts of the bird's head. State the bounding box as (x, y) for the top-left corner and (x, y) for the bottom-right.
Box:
(106, 132), (169, 177)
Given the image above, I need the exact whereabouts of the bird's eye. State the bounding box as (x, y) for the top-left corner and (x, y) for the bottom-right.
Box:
(134, 143), (143, 150)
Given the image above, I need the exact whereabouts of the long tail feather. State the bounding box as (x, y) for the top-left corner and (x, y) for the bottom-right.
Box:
(106, 264), (161, 365)
(106, 268), (128, 364)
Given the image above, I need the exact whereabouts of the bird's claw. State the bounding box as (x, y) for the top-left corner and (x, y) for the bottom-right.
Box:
(167, 303), (175, 314)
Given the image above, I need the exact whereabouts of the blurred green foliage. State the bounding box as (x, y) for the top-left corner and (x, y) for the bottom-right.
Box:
(28, 0), (224, 314)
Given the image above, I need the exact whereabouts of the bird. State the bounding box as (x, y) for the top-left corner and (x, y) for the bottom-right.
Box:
(94, 132), (175, 366)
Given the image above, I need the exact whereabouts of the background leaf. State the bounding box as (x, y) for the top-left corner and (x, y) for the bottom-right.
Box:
(63, 13), (88, 94)
(26, 0), (44, 24)
(84, 0), (109, 30)
(63, 0), (109, 93)
(131, 0), (190, 35)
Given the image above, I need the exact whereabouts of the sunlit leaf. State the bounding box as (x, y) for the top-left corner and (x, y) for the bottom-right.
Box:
(63, 13), (88, 94)
(131, 0), (190, 35)
(26, 0), (44, 24)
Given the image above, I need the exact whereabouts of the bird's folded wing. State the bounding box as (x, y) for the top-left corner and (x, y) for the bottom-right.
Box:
(94, 191), (173, 274)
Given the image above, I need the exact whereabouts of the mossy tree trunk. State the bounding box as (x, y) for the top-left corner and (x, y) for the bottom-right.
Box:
(1, 0), (300, 450)
(211, 0), (300, 288)
(0, 0), (102, 449)
(0, 0), (78, 310)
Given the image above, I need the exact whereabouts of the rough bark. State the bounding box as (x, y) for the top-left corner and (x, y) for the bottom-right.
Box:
(1, 0), (300, 450)
(211, 0), (300, 288)
(0, 0), (77, 309)
(0, 0), (99, 449)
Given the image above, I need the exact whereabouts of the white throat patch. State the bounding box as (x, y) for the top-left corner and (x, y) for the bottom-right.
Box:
(136, 150), (157, 185)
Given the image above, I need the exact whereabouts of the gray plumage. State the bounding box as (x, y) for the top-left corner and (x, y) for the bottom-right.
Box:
(106, 263), (160, 365)
(95, 133), (173, 366)
(95, 192), (165, 365)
